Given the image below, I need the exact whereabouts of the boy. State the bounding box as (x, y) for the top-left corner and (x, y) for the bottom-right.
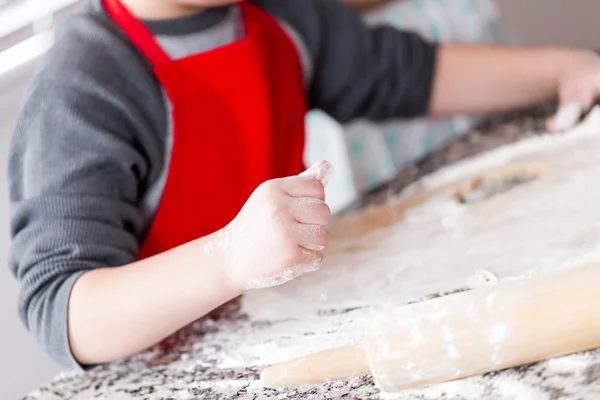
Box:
(9, 0), (600, 370)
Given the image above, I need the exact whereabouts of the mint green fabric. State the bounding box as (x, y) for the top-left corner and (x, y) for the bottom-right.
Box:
(306, 0), (502, 206)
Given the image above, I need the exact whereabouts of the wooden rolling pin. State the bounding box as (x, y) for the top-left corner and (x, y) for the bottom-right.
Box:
(261, 263), (600, 394)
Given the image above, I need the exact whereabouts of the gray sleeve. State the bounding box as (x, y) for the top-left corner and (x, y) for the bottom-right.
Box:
(7, 12), (166, 368)
(257, 0), (438, 123)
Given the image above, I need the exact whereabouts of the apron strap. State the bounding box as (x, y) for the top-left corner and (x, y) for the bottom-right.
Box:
(102, 0), (171, 66)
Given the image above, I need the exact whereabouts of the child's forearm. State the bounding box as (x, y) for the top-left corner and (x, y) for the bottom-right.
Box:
(67, 233), (241, 366)
(67, 162), (333, 367)
(429, 44), (577, 117)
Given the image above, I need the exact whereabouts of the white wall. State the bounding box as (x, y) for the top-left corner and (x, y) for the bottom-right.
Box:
(499, 0), (600, 48)
(0, 61), (62, 399)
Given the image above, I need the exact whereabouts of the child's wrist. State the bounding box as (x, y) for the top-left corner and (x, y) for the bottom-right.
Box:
(196, 228), (246, 297)
(550, 48), (594, 83)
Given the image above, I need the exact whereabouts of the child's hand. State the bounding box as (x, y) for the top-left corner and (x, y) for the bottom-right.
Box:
(548, 50), (600, 132)
(209, 161), (334, 292)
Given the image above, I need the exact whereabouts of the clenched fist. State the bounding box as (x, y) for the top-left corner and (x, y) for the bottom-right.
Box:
(207, 161), (334, 292)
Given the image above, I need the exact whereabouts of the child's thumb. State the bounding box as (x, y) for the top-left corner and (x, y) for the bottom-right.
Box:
(300, 160), (334, 188)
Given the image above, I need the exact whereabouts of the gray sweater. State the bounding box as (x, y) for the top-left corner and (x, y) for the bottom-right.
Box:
(8, 0), (437, 368)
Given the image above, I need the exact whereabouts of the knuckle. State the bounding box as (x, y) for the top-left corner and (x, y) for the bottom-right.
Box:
(315, 251), (324, 264)
(312, 180), (326, 200)
(260, 179), (281, 198)
(319, 227), (330, 245)
(288, 246), (305, 264)
(319, 202), (332, 222)
(304, 250), (324, 271)
(270, 200), (286, 215)
(312, 226), (330, 246)
(263, 201), (280, 221)
(272, 202), (294, 226)
(300, 178), (325, 199)
(281, 226), (298, 246)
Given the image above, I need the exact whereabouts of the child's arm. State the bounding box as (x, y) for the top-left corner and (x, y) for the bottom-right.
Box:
(67, 234), (238, 365)
(429, 44), (600, 123)
(296, 0), (600, 130)
(68, 163), (330, 365)
(9, 18), (330, 367)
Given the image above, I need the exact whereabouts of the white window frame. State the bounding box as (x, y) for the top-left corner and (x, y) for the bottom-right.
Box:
(0, 0), (79, 75)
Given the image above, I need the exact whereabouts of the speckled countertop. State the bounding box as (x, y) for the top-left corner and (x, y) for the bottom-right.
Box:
(24, 104), (600, 400)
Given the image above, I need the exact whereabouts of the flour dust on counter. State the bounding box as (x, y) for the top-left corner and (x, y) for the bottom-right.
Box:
(236, 107), (600, 395)
(466, 269), (499, 289)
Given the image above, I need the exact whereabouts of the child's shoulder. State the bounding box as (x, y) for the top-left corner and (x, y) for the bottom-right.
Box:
(35, 2), (153, 92)
(17, 2), (166, 150)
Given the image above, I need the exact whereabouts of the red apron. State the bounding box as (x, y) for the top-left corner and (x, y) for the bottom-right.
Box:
(102, 0), (307, 259)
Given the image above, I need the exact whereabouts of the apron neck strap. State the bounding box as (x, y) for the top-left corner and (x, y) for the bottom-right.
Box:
(102, 0), (171, 66)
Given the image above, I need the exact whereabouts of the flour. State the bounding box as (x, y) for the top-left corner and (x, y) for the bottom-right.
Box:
(300, 160), (334, 187)
(246, 268), (301, 290)
(410, 325), (424, 347)
(227, 108), (600, 397)
(245, 258), (321, 290)
(490, 324), (508, 345)
(442, 325), (455, 342)
(403, 106), (600, 196)
(466, 269), (499, 289)
(554, 102), (582, 132)
(446, 344), (461, 360)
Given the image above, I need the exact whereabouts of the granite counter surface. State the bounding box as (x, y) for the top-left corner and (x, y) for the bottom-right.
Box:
(24, 104), (600, 400)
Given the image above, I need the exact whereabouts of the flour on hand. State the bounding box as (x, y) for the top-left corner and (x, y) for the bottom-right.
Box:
(553, 102), (583, 132)
(300, 159), (334, 187)
(203, 160), (334, 292)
